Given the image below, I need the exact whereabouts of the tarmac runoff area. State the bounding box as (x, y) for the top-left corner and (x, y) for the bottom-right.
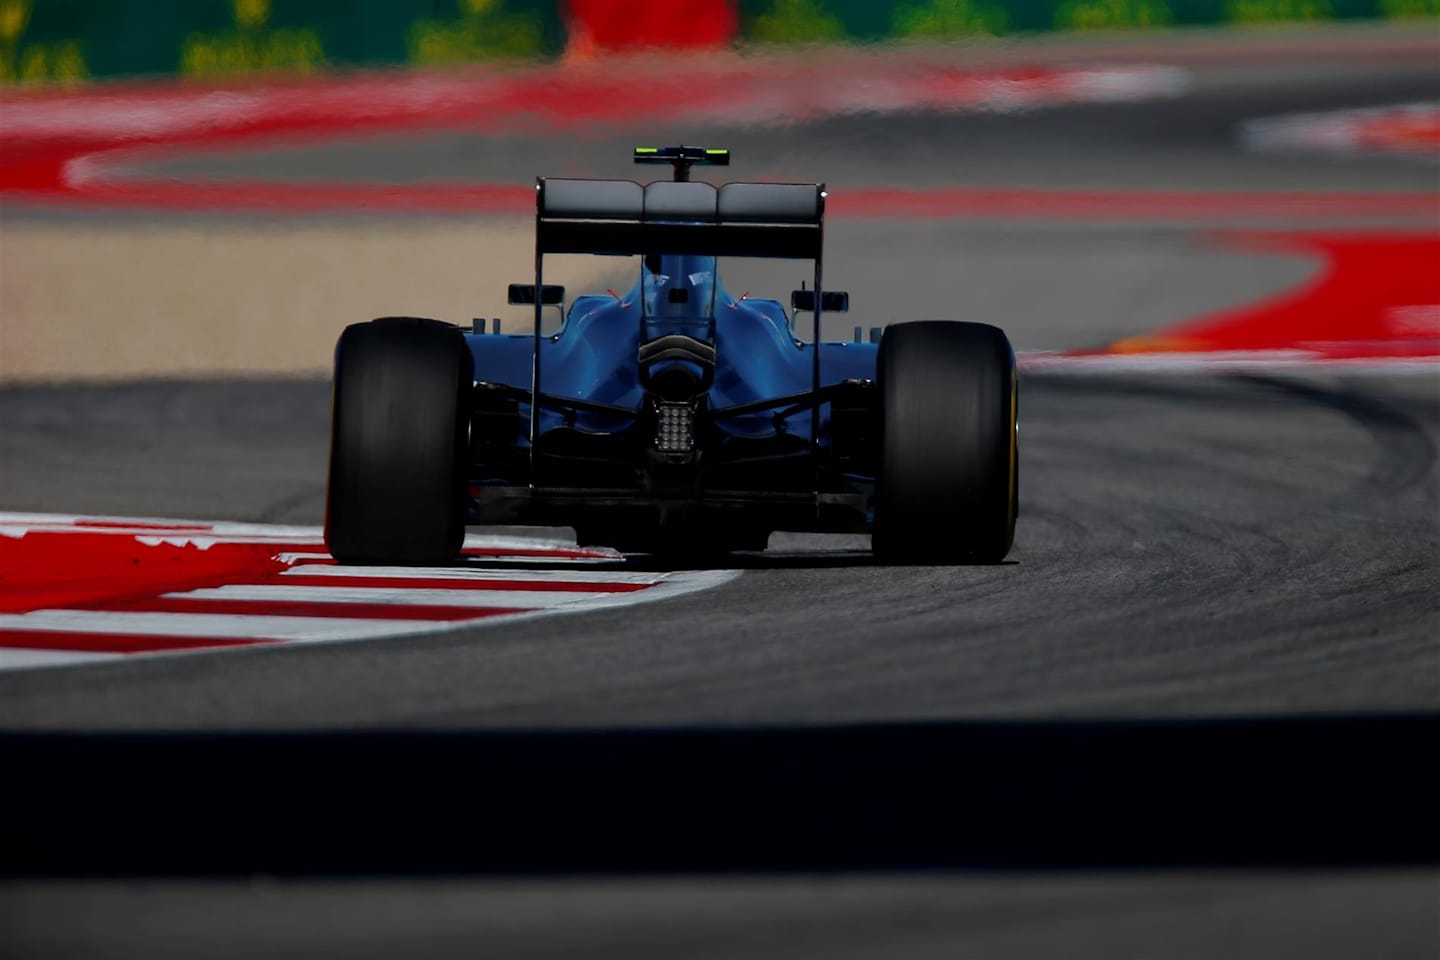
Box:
(0, 24), (1437, 960)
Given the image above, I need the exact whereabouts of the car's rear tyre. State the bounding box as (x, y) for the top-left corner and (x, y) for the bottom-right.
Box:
(872, 320), (1017, 564)
(324, 317), (473, 565)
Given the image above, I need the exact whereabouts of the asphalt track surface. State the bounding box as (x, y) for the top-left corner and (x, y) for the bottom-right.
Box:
(2, 34), (1439, 959)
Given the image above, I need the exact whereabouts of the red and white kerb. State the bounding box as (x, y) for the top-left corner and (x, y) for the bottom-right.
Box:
(0, 514), (736, 671)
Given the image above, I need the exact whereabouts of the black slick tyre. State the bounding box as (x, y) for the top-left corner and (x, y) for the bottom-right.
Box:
(872, 320), (1018, 564)
(324, 317), (473, 565)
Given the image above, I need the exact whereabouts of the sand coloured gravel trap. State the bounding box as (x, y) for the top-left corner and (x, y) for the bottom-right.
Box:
(0, 219), (626, 383)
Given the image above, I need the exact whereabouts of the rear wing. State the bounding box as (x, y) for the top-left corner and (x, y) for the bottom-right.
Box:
(536, 178), (825, 260)
(527, 173), (831, 472)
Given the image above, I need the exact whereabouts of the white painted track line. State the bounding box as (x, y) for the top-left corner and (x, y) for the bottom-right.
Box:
(278, 566), (665, 584)
(166, 585), (627, 608)
(1019, 351), (1440, 374)
(0, 647), (126, 669)
(0, 611), (450, 642)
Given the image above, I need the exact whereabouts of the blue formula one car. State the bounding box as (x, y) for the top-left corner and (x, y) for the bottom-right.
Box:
(324, 147), (1017, 564)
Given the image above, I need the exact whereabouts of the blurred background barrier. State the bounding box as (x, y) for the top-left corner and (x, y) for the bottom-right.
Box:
(738, 0), (1436, 41)
(3, 0), (1433, 86)
(0, 0), (566, 85)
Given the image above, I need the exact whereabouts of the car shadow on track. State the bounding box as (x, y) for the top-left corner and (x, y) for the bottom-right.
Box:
(471, 529), (1025, 571)
(453, 551), (872, 572)
(456, 552), (1019, 572)
(613, 550), (880, 572)
(1, 713), (1435, 875)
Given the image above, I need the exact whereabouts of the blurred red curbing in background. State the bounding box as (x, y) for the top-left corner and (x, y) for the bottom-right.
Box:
(563, 0), (738, 57)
